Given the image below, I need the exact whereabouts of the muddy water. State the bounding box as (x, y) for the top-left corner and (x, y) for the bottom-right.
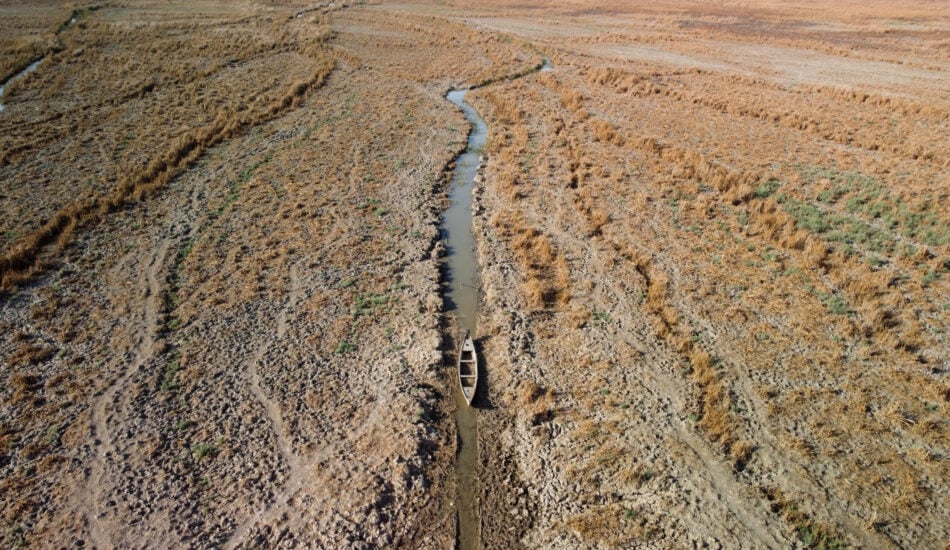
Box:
(443, 88), (486, 550)
(444, 90), (485, 334)
(0, 58), (43, 112)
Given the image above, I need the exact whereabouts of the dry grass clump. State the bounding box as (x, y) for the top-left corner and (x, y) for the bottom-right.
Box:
(639, 265), (747, 462)
(488, 68), (763, 464)
(689, 351), (731, 443)
(8, 373), (43, 404)
(573, 189), (611, 237)
(687, 348), (754, 466)
(481, 88), (523, 127)
(518, 380), (556, 424)
(598, 56), (935, 467)
(586, 57), (949, 165)
(535, 79), (621, 238)
(762, 487), (847, 548)
(620, 129), (940, 349)
(565, 504), (648, 546)
(496, 167), (524, 201)
(589, 119), (623, 146)
(7, 344), (56, 369)
(585, 65), (699, 94)
(802, 83), (949, 122)
(336, 9), (540, 88)
(559, 88), (583, 111)
(479, 82), (579, 309)
(492, 209), (570, 309)
(559, 87), (588, 119)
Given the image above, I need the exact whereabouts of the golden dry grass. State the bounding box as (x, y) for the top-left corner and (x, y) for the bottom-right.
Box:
(0, 6), (337, 290)
(466, 0), (949, 545)
(0, 1), (544, 547)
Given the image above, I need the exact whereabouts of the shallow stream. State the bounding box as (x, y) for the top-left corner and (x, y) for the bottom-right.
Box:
(442, 56), (551, 549)
(443, 88), (486, 550)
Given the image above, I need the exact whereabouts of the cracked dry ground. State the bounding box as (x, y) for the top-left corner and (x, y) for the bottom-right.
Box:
(0, 1), (539, 547)
(458, 1), (949, 548)
(2, 0), (949, 549)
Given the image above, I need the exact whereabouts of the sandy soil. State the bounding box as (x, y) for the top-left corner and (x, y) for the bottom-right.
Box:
(1, 0), (948, 548)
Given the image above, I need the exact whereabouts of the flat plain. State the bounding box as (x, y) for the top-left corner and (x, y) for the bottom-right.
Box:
(0, 0), (947, 548)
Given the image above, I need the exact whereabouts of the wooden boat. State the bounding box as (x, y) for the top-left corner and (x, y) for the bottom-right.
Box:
(458, 332), (478, 405)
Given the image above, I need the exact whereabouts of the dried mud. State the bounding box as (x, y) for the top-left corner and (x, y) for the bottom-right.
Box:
(1, 0), (948, 548)
(462, 1), (949, 548)
(0, 1), (537, 547)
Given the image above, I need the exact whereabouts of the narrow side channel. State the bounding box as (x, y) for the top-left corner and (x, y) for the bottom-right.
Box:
(0, 58), (44, 112)
(443, 88), (487, 550)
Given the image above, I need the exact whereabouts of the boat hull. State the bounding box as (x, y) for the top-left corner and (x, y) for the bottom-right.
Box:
(458, 336), (478, 405)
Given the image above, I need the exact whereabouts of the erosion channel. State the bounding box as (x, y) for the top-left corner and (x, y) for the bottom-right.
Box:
(0, 58), (43, 112)
(443, 88), (486, 550)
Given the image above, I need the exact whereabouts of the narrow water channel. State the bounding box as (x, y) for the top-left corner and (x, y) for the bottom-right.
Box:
(443, 57), (552, 549)
(0, 58), (43, 113)
(443, 88), (487, 550)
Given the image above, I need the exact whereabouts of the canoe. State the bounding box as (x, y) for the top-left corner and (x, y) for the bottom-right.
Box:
(458, 333), (478, 405)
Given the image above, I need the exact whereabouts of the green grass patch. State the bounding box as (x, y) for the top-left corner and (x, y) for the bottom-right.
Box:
(390, 280), (408, 292)
(796, 521), (847, 550)
(827, 218), (894, 254)
(161, 353), (182, 392)
(593, 311), (611, 325)
(45, 424), (62, 447)
(754, 179), (782, 198)
(335, 340), (355, 354)
(6, 526), (25, 547)
(819, 293), (850, 315)
(781, 198), (832, 233)
(798, 165), (949, 247)
(175, 419), (196, 431)
(190, 442), (218, 462)
(352, 292), (393, 317)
